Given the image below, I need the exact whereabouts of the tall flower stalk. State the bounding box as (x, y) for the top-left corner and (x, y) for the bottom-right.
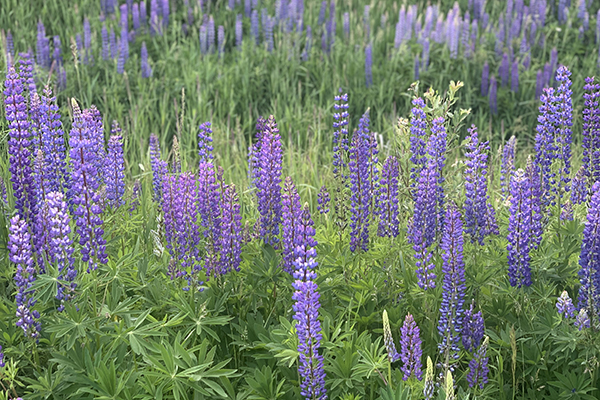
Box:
(438, 204), (466, 378)
(583, 77), (600, 187)
(400, 313), (422, 381)
(578, 182), (600, 326)
(68, 99), (107, 272)
(377, 155), (400, 238)
(255, 115), (283, 246)
(507, 169), (533, 288)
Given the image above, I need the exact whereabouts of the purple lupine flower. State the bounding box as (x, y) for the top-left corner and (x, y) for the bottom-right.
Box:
(464, 125), (495, 244)
(282, 177), (303, 274)
(251, 10), (259, 46)
(365, 43), (373, 88)
(117, 30), (128, 74)
(535, 87), (557, 208)
(578, 182), (600, 321)
(161, 0), (169, 28)
(220, 184), (242, 274)
(36, 21), (50, 69)
(141, 42), (152, 78)
(4, 67), (36, 225)
(501, 136), (517, 198)
(409, 97), (428, 182)
(572, 167), (587, 205)
(40, 192), (76, 310)
(198, 122), (214, 163)
(101, 24), (110, 60)
(68, 100), (108, 271)
(489, 75), (497, 114)
(561, 200), (574, 221)
(85, 106), (107, 183)
(255, 116), (283, 246)
(198, 163), (223, 277)
(140, 1), (147, 27)
(149, 133), (168, 204)
(383, 310), (400, 363)
(499, 52), (509, 87)
(19, 51), (36, 95)
(109, 28), (117, 59)
(481, 62), (489, 96)
(557, 290), (576, 318)
(132, 3), (140, 32)
(150, 0), (160, 35)
(535, 69), (544, 99)
(554, 65), (573, 198)
(292, 245), (326, 399)
(317, 1), (327, 26)
(10, 215), (41, 338)
(412, 159), (438, 291)
(524, 157), (543, 250)
(462, 302), (484, 352)
(467, 336), (489, 389)
(400, 313), (422, 381)
(583, 77), (600, 185)
(438, 204), (466, 372)
(267, 17), (275, 54)
(428, 117), (447, 231)
(507, 169), (532, 288)
(576, 308), (591, 330)
(236, 14), (243, 50)
(348, 111), (372, 252)
(332, 90), (349, 177)
(511, 60), (519, 92)
(105, 132), (125, 208)
(33, 150), (49, 227)
(162, 172), (202, 286)
(317, 185), (330, 214)
(377, 156), (400, 237)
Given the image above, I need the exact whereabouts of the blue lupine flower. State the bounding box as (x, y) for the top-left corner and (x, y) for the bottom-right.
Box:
(507, 169), (533, 288)
(400, 313), (422, 381)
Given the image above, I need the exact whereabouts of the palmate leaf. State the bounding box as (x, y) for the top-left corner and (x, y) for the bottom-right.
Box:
(355, 336), (387, 380)
(168, 295), (233, 342)
(378, 381), (411, 400)
(45, 305), (104, 350)
(141, 336), (236, 399)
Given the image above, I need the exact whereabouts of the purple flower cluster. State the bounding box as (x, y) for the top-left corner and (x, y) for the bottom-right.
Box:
(39, 86), (68, 195)
(254, 116), (283, 246)
(427, 117), (447, 230)
(576, 308), (591, 330)
(332, 90), (349, 177)
(162, 172), (201, 284)
(220, 184), (242, 274)
(282, 177), (303, 273)
(198, 163), (223, 276)
(467, 336), (489, 389)
(9, 215), (41, 338)
(68, 101), (108, 271)
(198, 122), (214, 163)
(578, 182), (600, 322)
(400, 313), (422, 381)
(4, 67), (36, 226)
(464, 125), (496, 245)
(525, 158), (543, 250)
(377, 156), (400, 238)
(583, 77), (600, 186)
(40, 192), (76, 311)
(348, 111), (373, 252)
(141, 42), (152, 78)
(383, 310), (400, 363)
(438, 204), (466, 366)
(317, 185), (330, 215)
(461, 302), (485, 353)
(292, 207), (326, 399)
(409, 97), (428, 183)
(507, 169), (533, 288)
(556, 290), (576, 319)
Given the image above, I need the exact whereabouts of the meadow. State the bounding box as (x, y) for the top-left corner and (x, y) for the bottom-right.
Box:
(1, 0), (600, 399)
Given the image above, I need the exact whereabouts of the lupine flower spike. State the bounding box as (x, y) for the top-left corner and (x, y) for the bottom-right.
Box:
(400, 313), (422, 381)
(556, 290), (576, 318)
(467, 336), (489, 390)
(382, 310), (400, 363)
(578, 182), (600, 324)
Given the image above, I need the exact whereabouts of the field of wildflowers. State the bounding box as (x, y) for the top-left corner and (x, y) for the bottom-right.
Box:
(2, 0), (600, 399)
